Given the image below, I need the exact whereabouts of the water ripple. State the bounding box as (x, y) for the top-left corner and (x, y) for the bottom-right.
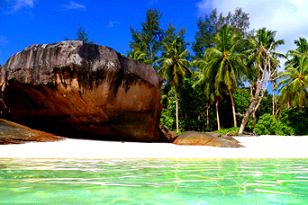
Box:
(0, 159), (308, 204)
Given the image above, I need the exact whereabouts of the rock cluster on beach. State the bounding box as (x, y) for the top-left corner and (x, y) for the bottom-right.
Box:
(0, 41), (166, 142)
(173, 131), (243, 147)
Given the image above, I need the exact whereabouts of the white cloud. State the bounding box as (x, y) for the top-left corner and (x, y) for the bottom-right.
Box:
(196, 0), (212, 15)
(12, 0), (34, 11)
(197, 0), (308, 53)
(63, 1), (86, 10)
(107, 20), (120, 28)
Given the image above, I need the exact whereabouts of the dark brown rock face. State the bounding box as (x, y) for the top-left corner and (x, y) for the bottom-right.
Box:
(173, 131), (243, 147)
(0, 119), (63, 144)
(0, 41), (165, 142)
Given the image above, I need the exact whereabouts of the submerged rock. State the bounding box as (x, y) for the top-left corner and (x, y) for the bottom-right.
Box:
(173, 131), (243, 147)
(0, 119), (63, 144)
(0, 41), (166, 142)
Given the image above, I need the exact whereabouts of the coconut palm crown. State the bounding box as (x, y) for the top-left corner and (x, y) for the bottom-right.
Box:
(159, 37), (191, 133)
(203, 25), (246, 128)
(278, 56), (308, 109)
(238, 27), (284, 134)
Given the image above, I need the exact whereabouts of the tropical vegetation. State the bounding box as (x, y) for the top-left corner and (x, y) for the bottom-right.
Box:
(127, 8), (308, 136)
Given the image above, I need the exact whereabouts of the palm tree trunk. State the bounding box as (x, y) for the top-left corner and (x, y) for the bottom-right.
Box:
(206, 105), (210, 130)
(239, 100), (257, 134)
(272, 81), (276, 116)
(287, 100), (291, 109)
(215, 99), (221, 130)
(238, 70), (266, 135)
(252, 109), (257, 126)
(175, 91), (179, 133)
(229, 90), (237, 127)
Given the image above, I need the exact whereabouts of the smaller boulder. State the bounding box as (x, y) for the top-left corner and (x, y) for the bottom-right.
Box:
(159, 124), (177, 142)
(173, 131), (243, 148)
(0, 119), (63, 144)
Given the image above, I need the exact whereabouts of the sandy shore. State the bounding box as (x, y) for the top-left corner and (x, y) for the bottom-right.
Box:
(0, 136), (307, 159)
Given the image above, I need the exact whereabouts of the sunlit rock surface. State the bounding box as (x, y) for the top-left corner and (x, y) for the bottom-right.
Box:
(173, 131), (243, 147)
(0, 41), (165, 142)
(0, 119), (63, 144)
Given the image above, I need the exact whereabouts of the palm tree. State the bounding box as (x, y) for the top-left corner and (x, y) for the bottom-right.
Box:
(278, 56), (308, 109)
(128, 48), (151, 65)
(192, 59), (221, 130)
(295, 37), (308, 53)
(278, 37), (308, 109)
(270, 57), (281, 116)
(252, 29), (284, 117)
(203, 25), (246, 128)
(159, 37), (191, 133)
(286, 37), (308, 67)
(238, 28), (284, 134)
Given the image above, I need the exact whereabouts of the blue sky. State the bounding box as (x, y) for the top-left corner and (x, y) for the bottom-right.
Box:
(1, 0), (308, 65)
(0, 0), (205, 64)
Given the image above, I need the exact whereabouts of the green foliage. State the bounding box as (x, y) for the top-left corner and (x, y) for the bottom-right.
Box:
(159, 37), (191, 88)
(163, 24), (187, 52)
(245, 117), (255, 132)
(215, 127), (239, 135)
(285, 37), (308, 67)
(192, 9), (217, 58)
(222, 8), (250, 35)
(129, 9), (163, 67)
(132, 8), (307, 136)
(159, 36), (191, 131)
(179, 78), (215, 131)
(280, 108), (308, 135)
(245, 28), (284, 84)
(76, 26), (93, 43)
(237, 27), (284, 134)
(202, 25), (247, 128)
(192, 8), (250, 58)
(274, 122), (295, 136)
(233, 88), (250, 114)
(160, 88), (176, 130)
(233, 88), (250, 125)
(254, 114), (274, 135)
(254, 114), (294, 136)
(127, 48), (151, 65)
(278, 54), (308, 109)
(257, 92), (273, 117)
(160, 79), (218, 132)
(220, 88), (256, 131)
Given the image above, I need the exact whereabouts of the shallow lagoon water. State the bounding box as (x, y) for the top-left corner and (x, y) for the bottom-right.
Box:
(0, 159), (308, 204)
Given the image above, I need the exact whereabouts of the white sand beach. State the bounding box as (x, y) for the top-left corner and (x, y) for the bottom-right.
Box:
(0, 136), (307, 159)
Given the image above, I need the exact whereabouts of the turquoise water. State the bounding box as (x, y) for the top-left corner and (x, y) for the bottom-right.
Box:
(0, 159), (308, 204)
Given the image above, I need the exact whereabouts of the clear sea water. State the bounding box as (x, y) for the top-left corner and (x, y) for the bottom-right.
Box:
(0, 158), (307, 204)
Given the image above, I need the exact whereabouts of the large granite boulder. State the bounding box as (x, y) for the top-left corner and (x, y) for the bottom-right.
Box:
(173, 131), (243, 147)
(0, 119), (63, 144)
(0, 41), (166, 142)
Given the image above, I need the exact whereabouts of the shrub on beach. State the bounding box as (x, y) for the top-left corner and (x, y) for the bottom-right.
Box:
(280, 108), (308, 135)
(215, 127), (239, 135)
(254, 114), (294, 136)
